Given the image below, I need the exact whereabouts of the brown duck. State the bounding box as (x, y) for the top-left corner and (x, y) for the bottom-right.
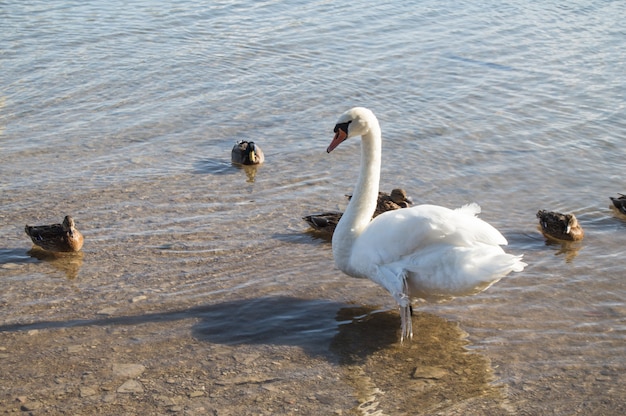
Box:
(368, 188), (413, 215)
(610, 194), (626, 215)
(304, 188), (413, 236)
(25, 215), (84, 252)
(231, 140), (265, 165)
(536, 210), (584, 241)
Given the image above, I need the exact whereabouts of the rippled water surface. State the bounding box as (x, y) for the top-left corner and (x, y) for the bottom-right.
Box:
(1, 0), (625, 414)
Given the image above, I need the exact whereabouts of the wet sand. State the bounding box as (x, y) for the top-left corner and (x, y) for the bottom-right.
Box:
(1, 302), (507, 415)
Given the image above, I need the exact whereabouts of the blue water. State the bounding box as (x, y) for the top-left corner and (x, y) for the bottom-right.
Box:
(1, 0), (625, 413)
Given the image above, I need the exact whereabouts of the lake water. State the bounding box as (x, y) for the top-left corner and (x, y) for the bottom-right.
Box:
(1, 0), (625, 414)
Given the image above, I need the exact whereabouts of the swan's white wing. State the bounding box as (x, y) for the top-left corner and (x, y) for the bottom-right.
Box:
(349, 204), (523, 300)
(351, 204), (507, 266)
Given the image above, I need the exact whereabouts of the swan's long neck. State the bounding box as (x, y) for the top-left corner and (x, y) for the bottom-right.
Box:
(332, 121), (382, 274)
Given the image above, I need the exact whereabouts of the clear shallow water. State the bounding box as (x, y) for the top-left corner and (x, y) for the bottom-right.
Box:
(1, 0), (625, 413)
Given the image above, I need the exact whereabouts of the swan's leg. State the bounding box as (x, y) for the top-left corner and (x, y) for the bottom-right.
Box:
(399, 302), (413, 342)
(399, 273), (413, 342)
(376, 266), (413, 342)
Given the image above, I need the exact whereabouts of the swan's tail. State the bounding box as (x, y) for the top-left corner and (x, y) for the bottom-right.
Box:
(510, 255), (527, 272)
(452, 203), (509, 246)
(456, 203), (481, 216)
(486, 253), (526, 275)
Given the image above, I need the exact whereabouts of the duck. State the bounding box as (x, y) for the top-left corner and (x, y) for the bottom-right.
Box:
(609, 194), (626, 215)
(303, 211), (342, 236)
(25, 215), (84, 252)
(304, 188), (413, 236)
(536, 210), (584, 241)
(231, 140), (265, 165)
(326, 107), (526, 342)
(353, 188), (413, 216)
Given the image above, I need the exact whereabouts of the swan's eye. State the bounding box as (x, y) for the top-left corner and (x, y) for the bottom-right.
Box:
(334, 121), (352, 134)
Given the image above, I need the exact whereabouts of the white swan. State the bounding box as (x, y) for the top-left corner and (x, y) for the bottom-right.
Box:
(327, 107), (526, 342)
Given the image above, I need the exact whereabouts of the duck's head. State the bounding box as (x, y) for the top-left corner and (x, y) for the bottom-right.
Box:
(245, 141), (261, 164)
(63, 216), (75, 229)
(63, 215), (77, 236)
(233, 140), (264, 165)
(390, 188), (412, 205)
(327, 107), (377, 153)
(565, 214), (579, 234)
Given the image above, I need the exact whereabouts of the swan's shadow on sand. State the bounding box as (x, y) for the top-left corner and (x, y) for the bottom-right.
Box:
(191, 297), (427, 363)
(191, 297), (354, 356)
(0, 296), (395, 359)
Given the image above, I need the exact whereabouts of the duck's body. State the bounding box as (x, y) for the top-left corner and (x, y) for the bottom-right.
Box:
(304, 188), (413, 236)
(327, 107), (525, 341)
(536, 210), (584, 241)
(231, 140), (265, 165)
(25, 215), (84, 252)
(351, 188), (413, 216)
(303, 211), (342, 235)
(610, 194), (626, 215)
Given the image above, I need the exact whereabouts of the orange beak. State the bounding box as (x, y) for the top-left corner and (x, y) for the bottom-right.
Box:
(327, 128), (348, 153)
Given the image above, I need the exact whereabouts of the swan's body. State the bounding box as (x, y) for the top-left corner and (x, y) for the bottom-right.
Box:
(610, 194), (626, 215)
(536, 210), (584, 241)
(231, 140), (265, 165)
(327, 107), (526, 341)
(25, 215), (84, 252)
(304, 188), (413, 237)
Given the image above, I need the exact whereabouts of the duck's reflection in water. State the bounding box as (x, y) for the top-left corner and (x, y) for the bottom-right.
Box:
(542, 237), (583, 263)
(238, 164), (261, 183)
(27, 247), (84, 279)
(331, 306), (503, 415)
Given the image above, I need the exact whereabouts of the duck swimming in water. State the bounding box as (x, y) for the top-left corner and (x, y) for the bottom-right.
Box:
(609, 194), (626, 215)
(536, 210), (584, 241)
(304, 188), (413, 236)
(364, 188), (413, 215)
(231, 140), (265, 165)
(25, 215), (84, 252)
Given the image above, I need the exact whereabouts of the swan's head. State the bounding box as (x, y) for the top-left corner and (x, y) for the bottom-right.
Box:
(327, 107), (377, 153)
